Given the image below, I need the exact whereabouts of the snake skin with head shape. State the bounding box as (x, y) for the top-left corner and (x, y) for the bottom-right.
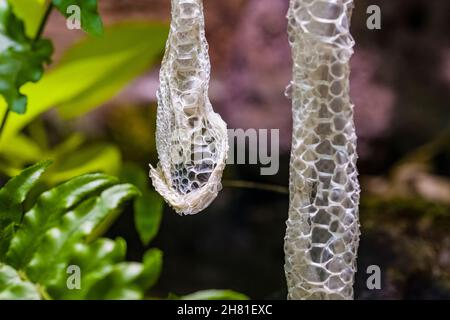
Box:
(284, 0), (360, 300)
(150, 0), (228, 215)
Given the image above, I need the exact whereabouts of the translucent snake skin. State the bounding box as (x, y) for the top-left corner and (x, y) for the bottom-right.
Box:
(150, 0), (228, 215)
(284, 0), (360, 299)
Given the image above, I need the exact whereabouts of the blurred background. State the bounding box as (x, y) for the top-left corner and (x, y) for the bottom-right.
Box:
(1, 0), (449, 299)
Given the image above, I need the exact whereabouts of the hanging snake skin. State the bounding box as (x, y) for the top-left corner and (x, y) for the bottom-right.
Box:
(284, 0), (360, 299)
(150, 0), (228, 215)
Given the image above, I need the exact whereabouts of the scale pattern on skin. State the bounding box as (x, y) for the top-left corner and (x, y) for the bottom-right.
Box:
(150, 0), (228, 215)
(284, 0), (360, 299)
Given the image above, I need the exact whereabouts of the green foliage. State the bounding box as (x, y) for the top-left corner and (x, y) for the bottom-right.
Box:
(120, 163), (163, 246)
(0, 0), (52, 114)
(46, 141), (122, 184)
(47, 237), (127, 299)
(52, 0), (103, 36)
(85, 248), (162, 299)
(0, 160), (50, 227)
(0, 161), (163, 300)
(56, 22), (168, 119)
(0, 133), (122, 184)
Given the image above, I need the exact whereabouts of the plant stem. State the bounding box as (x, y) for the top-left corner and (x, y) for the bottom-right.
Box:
(0, 3), (54, 141)
(18, 270), (52, 300)
(0, 110), (9, 141)
(34, 2), (54, 42)
(37, 284), (53, 300)
(223, 180), (288, 194)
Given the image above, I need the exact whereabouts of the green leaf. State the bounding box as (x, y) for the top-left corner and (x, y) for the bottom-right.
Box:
(181, 290), (249, 300)
(57, 22), (168, 119)
(136, 249), (163, 289)
(48, 237), (126, 299)
(0, 160), (51, 226)
(0, 263), (40, 300)
(52, 0), (103, 36)
(84, 249), (162, 300)
(49, 133), (85, 157)
(0, 137), (122, 193)
(85, 262), (145, 299)
(8, 0), (47, 37)
(83, 249), (160, 300)
(25, 183), (139, 285)
(46, 143), (122, 184)
(0, 162), (21, 177)
(0, 223), (14, 260)
(0, 1), (53, 114)
(0, 134), (121, 186)
(120, 164), (164, 245)
(135, 191), (163, 246)
(5, 173), (118, 269)
(0, 134), (44, 165)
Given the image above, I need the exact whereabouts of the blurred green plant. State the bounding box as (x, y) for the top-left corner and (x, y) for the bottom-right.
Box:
(0, 0), (168, 183)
